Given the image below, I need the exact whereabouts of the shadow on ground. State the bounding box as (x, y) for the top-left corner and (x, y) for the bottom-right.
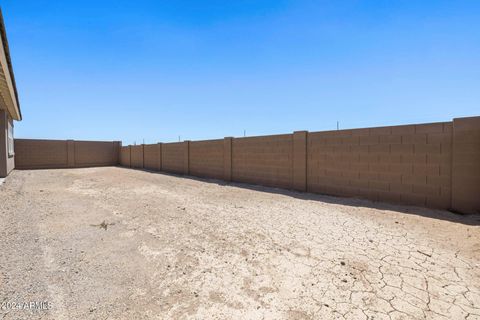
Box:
(122, 166), (480, 227)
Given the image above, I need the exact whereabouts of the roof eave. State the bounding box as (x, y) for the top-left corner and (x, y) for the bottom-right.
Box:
(0, 8), (21, 121)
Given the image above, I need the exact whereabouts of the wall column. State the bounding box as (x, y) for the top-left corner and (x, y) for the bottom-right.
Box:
(293, 131), (308, 191)
(158, 143), (162, 171)
(184, 141), (190, 175)
(67, 140), (75, 168)
(128, 145), (132, 168)
(113, 141), (121, 165)
(452, 116), (480, 214)
(224, 137), (233, 181)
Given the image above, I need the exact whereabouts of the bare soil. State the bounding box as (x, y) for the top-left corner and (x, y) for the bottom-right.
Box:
(1, 167), (479, 320)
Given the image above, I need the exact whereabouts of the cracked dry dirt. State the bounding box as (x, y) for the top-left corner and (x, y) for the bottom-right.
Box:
(0, 167), (479, 320)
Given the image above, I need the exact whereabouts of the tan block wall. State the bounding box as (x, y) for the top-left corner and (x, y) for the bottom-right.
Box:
(232, 134), (293, 189)
(74, 141), (119, 167)
(130, 145), (144, 169)
(307, 122), (453, 209)
(144, 143), (161, 171)
(15, 139), (120, 169)
(293, 131), (307, 191)
(189, 139), (224, 179)
(15, 139), (69, 169)
(112, 116), (479, 214)
(162, 142), (184, 174)
(224, 137), (232, 181)
(452, 117), (480, 214)
(183, 141), (190, 175)
(119, 146), (131, 167)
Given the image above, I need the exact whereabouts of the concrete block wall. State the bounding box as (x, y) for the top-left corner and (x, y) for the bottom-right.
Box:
(307, 122), (453, 209)
(162, 142), (184, 174)
(15, 139), (68, 169)
(293, 131), (307, 191)
(223, 137), (232, 181)
(130, 145), (144, 169)
(74, 140), (121, 167)
(452, 117), (480, 214)
(15, 139), (121, 169)
(120, 135), (294, 188)
(117, 116), (479, 214)
(120, 146), (131, 167)
(232, 134), (293, 189)
(189, 139), (224, 179)
(143, 143), (162, 171)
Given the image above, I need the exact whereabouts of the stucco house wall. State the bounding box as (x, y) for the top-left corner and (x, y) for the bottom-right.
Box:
(0, 110), (14, 177)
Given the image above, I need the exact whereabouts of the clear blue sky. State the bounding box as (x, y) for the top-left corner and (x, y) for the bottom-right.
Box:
(3, 1), (479, 144)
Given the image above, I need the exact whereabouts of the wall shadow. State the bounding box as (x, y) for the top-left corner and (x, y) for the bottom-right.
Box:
(122, 166), (480, 226)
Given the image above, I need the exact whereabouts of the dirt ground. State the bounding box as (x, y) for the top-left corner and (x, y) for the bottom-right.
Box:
(0, 167), (479, 320)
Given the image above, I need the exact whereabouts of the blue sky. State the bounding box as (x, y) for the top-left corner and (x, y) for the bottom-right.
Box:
(3, 0), (479, 144)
